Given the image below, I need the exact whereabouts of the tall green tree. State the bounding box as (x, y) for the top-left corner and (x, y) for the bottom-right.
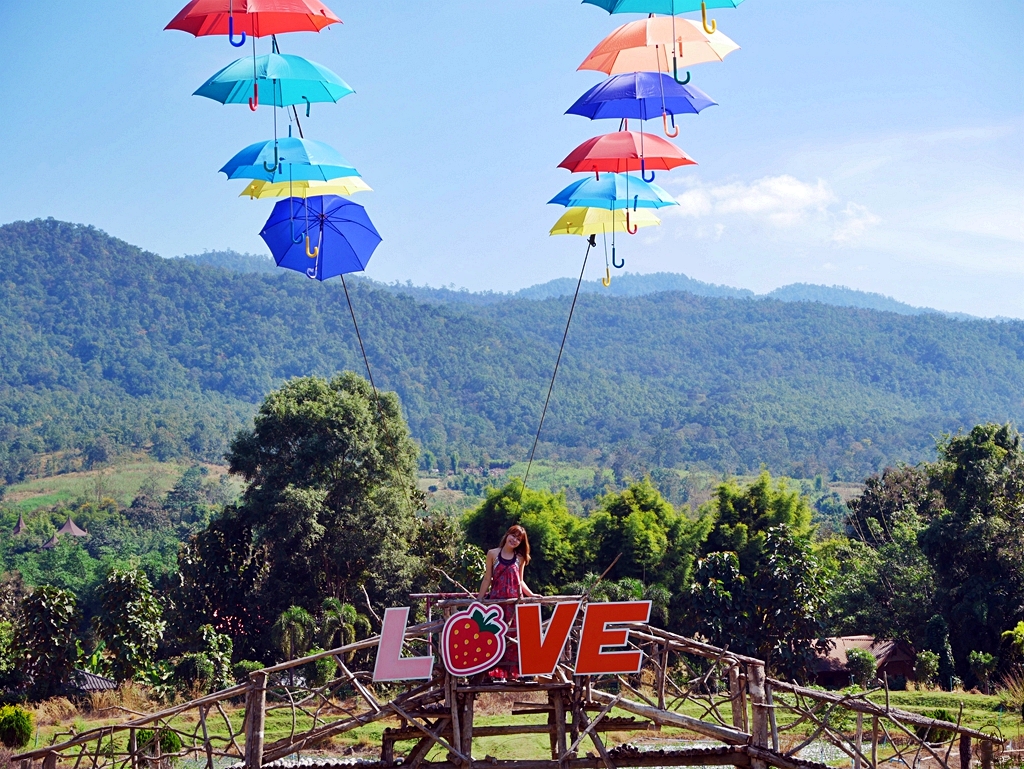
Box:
(93, 567), (166, 682)
(14, 585), (80, 699)
(175, 374), (420, 659)
(920, 424), (1024, 683)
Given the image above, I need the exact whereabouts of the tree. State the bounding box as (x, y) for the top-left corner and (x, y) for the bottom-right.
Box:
(14, 585), (80, 699)
(318, 598), (371, 651)
(93, 567), (166, 682)
(915, 651), (939, 687)
(846, 648), (877, 687)
(175, 374), (421, 659)
(1002, 621), (1024, 664)
(272, 605), (315, 683)
(967, 650), (998, 695)
(920, 424), (1024, 681)
(924, 615), (957, 691)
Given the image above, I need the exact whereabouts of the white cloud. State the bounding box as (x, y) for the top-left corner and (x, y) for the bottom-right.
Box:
(832, 202), (882, 244)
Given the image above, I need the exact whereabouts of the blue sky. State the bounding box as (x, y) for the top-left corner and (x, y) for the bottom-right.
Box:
(1, 1), (1021, 317)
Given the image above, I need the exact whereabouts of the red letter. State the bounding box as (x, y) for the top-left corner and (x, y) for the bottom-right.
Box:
(575, 601), (651, 675)
(517, 602), (580, 676)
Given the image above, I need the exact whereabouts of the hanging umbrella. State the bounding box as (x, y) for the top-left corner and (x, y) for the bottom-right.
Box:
(582, 0), (745, 36)
(220, 137), (359, 182)
(566, 72), (716, 137)
(579, 16), (739, 83)
(195, 53), (352, 113)
(550, 207), (660, 236)
(260, 196), (381, 280)
(549, 175), (677, 210)
(558, 131), (696, 182)
(241, 177), (371, 199)
(167, 0), (341, 47)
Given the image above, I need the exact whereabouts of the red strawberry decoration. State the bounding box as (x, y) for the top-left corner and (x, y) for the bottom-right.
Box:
(441, 602), (509, 675)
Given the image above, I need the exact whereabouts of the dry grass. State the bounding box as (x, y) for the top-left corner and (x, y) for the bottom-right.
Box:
(33, 697), (79, 726)
(997, 667), (1024, 711)
(86, 683), (162, 718)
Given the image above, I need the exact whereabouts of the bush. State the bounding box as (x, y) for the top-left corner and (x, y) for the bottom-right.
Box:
(137, 729), (183, 756)
(846, 648), (877, 687)
(0, 705), (33, 748)
(173, 653), (214, 695)
(916, 651), (939, 685)
(303, 649), (338, 688)
(914, 709), (956, 744)
(232, 661), (264, 684)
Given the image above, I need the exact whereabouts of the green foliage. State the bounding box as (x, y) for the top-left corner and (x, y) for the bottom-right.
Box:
(136, 729), (183, 757)
(916, 651), (940, 685)
(318, 599), (370, 652)
(0, 704), (33, 748)
(173, 653), (215, 694)
(914, 709), (956, 743)
(174, 374), (420, 660)
(845, 648), (877, 686)
(562, 575), (672, 624)
(303, 647), (338, 688)
(272, 606), (315, 662)
(925, 615), (957, 691)
(232, 660), (265, 683)
(920, 424), (1024, 683)
(1003, 621), (1024, 662)
(968, 651), (998, 694)
(198, 624), (233, 691)
(92, 567), (166, 682)
(14, 585), (80, 699)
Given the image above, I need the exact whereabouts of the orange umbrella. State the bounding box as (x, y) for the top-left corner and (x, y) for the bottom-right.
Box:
(578, 17), (739, 83)
(558, 130), (696, 182)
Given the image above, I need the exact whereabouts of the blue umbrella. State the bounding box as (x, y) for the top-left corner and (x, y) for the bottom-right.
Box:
(549, 174), (677, 210)
(194, 53), (353, 114)
(260, 196), (382, 281)
(581, 0), (744, 34)
(220, 137), (359, 183)
(567, 72), (716, 136)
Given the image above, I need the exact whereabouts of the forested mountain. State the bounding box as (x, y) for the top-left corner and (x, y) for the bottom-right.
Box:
(2, 218), (1023, 485)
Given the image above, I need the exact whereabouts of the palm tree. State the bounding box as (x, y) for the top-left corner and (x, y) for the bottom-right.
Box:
(272, 606), (314, 684)
(319, 597), (372, 660)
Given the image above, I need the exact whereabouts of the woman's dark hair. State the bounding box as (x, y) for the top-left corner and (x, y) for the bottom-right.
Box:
(499, 525), (531, 565)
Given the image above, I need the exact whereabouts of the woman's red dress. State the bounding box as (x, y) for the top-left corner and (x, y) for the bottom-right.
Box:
(486, 551), (521, 679)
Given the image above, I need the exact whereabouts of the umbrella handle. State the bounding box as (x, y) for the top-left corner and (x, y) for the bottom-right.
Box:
(595, 170), (600, 181)
(663, 112), (679, 138)
(612, 248), (626, 268)
(290, 216), (304, 244)
(248, 82), (259, 112)
(263, 146), (280, 174)
(602, 267), (612, 288)
(641, 158), (656, 184)
(625, 210), (638, 236)
(702, 1), (717, 34)
(305, 235), (319, 259)
(302, 96), (312, 117)
(672, 54), (691, 86)
(229, 16), (246, 47)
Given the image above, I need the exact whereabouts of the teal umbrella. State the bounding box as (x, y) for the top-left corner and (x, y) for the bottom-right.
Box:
(582, 0), (744, 34)
(195, 52), (353, 114)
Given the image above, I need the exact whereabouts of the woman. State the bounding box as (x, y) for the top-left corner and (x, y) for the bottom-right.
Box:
(477, 524), (537, 680)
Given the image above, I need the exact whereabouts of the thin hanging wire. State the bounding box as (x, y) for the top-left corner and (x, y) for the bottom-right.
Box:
(513, 235), (596, 512)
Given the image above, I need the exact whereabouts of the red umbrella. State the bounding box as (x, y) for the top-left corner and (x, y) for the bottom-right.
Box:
(558, 130), (696, 181)
(166, 0), (341, 45)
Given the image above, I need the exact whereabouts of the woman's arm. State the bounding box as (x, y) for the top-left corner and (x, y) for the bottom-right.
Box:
(518, 561), (537, 597)
(477, 550), (495, 599)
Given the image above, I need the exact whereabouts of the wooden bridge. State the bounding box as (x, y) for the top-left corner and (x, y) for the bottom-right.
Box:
(15, 595), (1003, 769)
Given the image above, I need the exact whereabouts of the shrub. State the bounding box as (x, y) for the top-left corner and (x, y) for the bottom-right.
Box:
(0, 705), (34, 748)
(232, 661), (264, 684)
(846, 648), (877, 687)
(915, 651), (939, 686)
(914, 709), (956, 744)
(173, 653), (214, 695)
(303, 649), (338, 688)
(137, 729), (182, 757)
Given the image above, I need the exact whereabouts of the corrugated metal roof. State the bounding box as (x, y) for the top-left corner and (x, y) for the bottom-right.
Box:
(74, 669), (118, 691)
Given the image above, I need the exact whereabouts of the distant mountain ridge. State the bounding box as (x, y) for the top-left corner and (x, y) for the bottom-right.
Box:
(179, 251), (958, 317)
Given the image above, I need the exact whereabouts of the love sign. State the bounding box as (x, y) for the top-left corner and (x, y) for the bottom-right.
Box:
(371, 600), (651, 682)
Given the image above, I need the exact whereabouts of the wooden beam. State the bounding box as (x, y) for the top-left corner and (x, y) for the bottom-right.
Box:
(244, 672), (267, 769)
(589, 690), (750, 746)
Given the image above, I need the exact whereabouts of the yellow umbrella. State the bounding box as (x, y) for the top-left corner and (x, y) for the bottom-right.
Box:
(549, 206), (660, 236)
(239, 177), (372, 199)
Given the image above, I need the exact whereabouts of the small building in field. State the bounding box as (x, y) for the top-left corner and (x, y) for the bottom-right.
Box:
(813, 635), (917, 688)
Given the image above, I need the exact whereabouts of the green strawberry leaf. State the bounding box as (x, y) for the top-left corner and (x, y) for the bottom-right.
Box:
(470, 608), (503, 635)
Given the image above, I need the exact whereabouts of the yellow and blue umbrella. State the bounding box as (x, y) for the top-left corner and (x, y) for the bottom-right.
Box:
(550, 207), (660, 236)
(240, 177), (371, 199)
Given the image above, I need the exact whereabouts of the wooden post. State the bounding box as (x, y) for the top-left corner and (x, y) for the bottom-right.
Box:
(42, 753), (56, 769)
(959, 735), (971, 769)
(552, 690), (568, 764)
(658, 643), (670, 712)
(245, 672), (267, 769)
(460, 693), (475, 760)
(979, 740), (993, 769)
(729, 666), (745, 732)
(129, 729), (138, 769)
(765, 683), (779, 752)
(854, 712), (863, 769)
(871, 716), (878, 769)
(199, 706), (214, 769)
(381, 730), (395, 766)
(746, 664), (768, 769)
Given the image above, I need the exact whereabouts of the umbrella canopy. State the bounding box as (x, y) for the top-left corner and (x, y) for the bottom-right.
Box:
(559, 131), (696, 175)
(579, 17), (739, 75)
(195, 53), (353, 107)
(583, 0), (743, 13)
(261, 196), (381, 280)
(549, 175), (677, 209)
(550, 207), (660, 236)
(220, 137), (359, 182)
(166, 0), (341, 37)
(241, 177), (371, 199)
(567, 72), (716, 120)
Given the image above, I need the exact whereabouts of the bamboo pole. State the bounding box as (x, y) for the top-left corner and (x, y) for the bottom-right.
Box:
(244, 672), (267, 769)
(765, 684), (778, 752)
(854, 713), (863, 769)
(589, 690), (750, 745)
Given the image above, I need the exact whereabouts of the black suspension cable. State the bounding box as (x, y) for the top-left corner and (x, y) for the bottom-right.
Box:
(514, 235), (596, 511)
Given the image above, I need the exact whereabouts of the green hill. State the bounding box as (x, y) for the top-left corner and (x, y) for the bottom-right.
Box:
(1, 218), (1022, 485)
